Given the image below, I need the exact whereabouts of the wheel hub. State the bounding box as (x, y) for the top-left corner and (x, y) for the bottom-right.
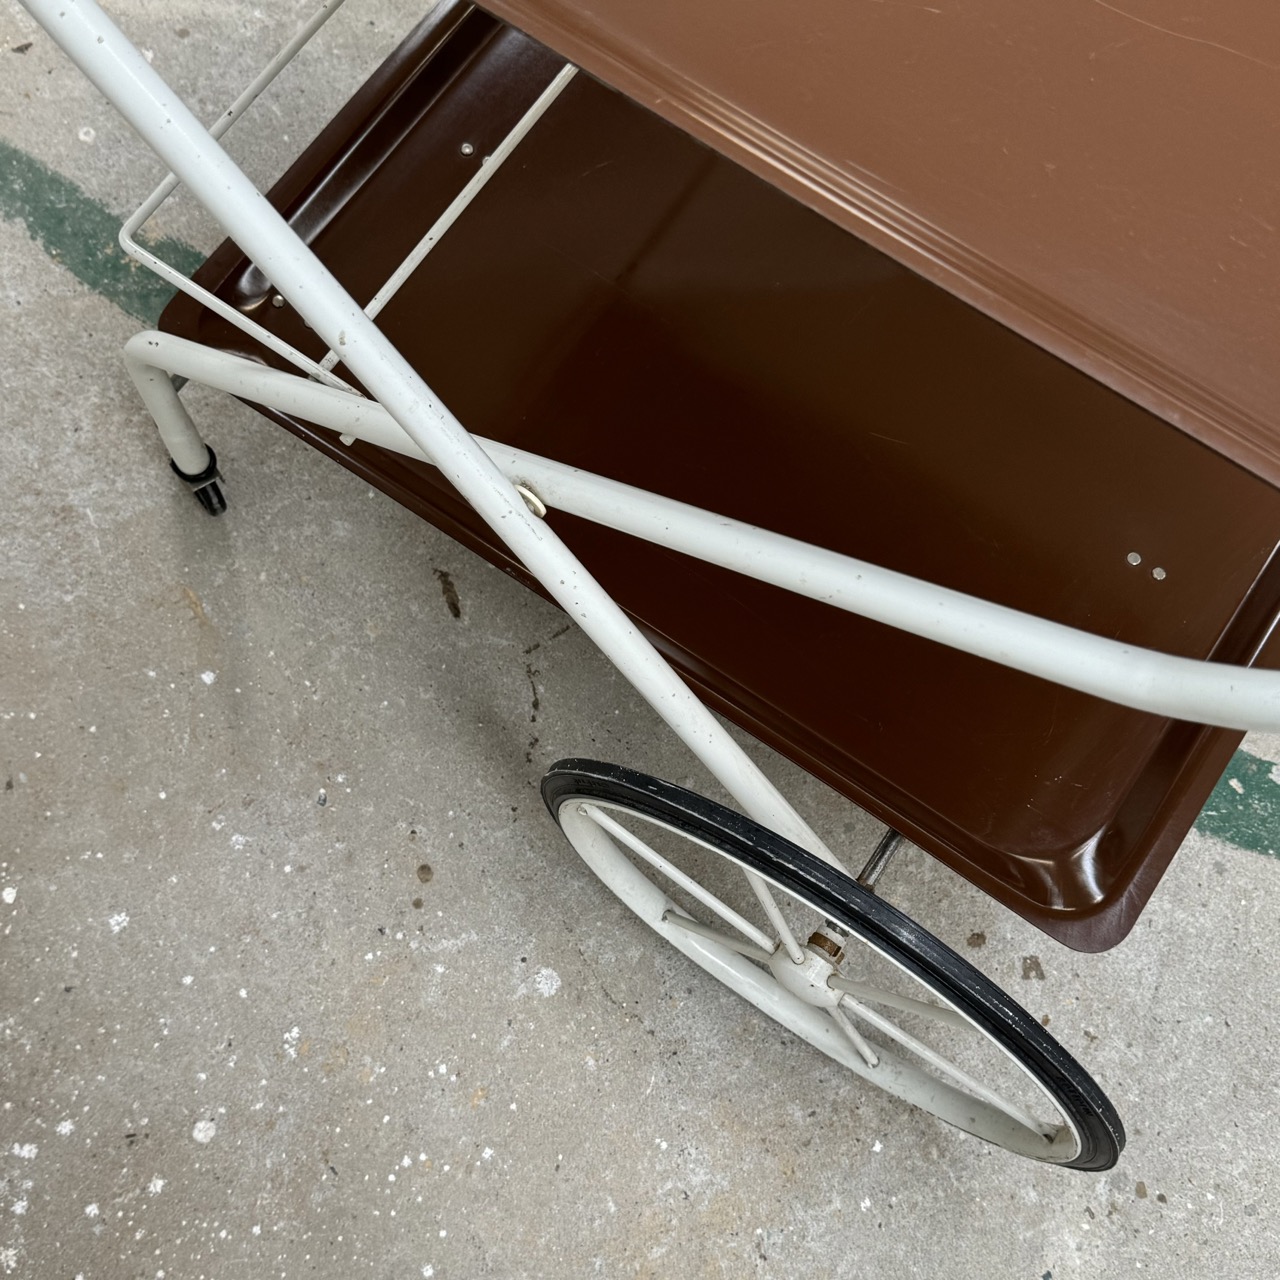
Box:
(766, 927), (847, 1008)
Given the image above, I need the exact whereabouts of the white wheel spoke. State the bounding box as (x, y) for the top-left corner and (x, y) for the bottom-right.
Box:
(828, 975), (973, 1032)
(829, 1002), (880, 1069)
(743, 869), (806, 963)
(838, 995), (1057, 1139)
(580, 804), (777, 952)
(660, 909), (776, 962)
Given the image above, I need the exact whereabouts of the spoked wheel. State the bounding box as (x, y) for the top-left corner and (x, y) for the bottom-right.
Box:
(542, 760), (1124, 1171)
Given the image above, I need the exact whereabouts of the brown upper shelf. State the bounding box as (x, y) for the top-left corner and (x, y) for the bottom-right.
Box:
(485, 0), (1280, 487)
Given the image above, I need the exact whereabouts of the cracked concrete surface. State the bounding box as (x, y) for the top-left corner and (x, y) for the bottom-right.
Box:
(3, 2), (1280, 1277)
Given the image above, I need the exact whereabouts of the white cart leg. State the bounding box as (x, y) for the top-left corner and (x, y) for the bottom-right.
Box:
(124, 345), (225, 514)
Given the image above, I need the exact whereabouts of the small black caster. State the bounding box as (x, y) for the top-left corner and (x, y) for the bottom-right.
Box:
(170, 446), (227, 516)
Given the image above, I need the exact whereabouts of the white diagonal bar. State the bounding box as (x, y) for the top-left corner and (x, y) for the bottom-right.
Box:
(829, 1002), (880, 1069)
(828, 975), (973, 1032)
(660, 910), (776, 963)
(582, 805), (777, 953)
(838, 994), (1055, 1138)
(743, 869), (805, 964)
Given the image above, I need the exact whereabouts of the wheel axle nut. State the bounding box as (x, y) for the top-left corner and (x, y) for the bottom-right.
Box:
(807, 928), (846, 963)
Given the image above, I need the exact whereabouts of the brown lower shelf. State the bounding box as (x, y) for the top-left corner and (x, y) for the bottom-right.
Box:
(161, 2), (1280, 951)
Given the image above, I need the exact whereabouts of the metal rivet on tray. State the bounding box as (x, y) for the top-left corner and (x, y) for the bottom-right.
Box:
(270, 294), (285, 308)
(1126, 551), (1142, 566)
(459, 141), (475, 157)
(1151, 567), (1167, 581)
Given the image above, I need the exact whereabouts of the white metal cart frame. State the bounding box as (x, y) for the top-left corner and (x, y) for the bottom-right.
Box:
(21, 0), (1280, 1170)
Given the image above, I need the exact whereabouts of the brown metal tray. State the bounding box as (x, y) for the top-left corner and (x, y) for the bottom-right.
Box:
(484, 0), (1280, 493)
(160, 3), (1280, 951)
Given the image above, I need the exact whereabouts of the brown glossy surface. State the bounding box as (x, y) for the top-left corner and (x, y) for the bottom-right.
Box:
(162, 5), (1280, 949)
(485, 0), (1280, 493)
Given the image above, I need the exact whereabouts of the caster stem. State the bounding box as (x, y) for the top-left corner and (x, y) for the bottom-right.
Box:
(170, 445), (227, 515)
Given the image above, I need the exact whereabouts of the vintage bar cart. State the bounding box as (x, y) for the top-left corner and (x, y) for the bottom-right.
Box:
(22, 0), (1280, 1171)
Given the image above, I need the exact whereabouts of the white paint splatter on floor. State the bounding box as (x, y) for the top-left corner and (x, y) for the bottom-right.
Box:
(426, 930), (478, 954)
(1, 888), (15, 905)
(11, 1144), (37, 1160)
(534, 967), (561, 998)
(107, 912), (129, 934)
(192, 1120), (217, 1144)
(200, 671), (217, 685)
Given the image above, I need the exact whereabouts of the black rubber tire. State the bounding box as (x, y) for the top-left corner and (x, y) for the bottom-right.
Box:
(542, 759), (1125, 1171)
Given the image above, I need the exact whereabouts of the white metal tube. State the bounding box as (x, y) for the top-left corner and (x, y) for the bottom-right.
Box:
(827, 975), (972, 1032)
(123, 332), (1280, 733)
(507, 453), (1280, 733)
(838, 994), (1053, 1138)
(29, 0), (833, 865)
(659, 910), (776, 963)
(581, 804), (779, 953)
(743, 868), (806, 964)
(123, 343), (210, 475)
(120, 234), (354, 388)
(829, 1003), (880, 1070)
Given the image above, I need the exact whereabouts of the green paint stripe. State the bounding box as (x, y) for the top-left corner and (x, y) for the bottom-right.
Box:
(1, 139), (204, 324)
(1196, 749), (1280, 859)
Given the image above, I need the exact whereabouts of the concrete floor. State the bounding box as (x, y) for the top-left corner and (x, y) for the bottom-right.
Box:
(3, 3), (1280, 1276)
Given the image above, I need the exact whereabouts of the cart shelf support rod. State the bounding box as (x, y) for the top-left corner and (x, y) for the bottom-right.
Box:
(123, 331), (1280, 734)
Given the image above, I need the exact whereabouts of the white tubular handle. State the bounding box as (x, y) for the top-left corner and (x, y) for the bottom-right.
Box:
(123, 332), (1280, 734)
(31, 0), (837, 868)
